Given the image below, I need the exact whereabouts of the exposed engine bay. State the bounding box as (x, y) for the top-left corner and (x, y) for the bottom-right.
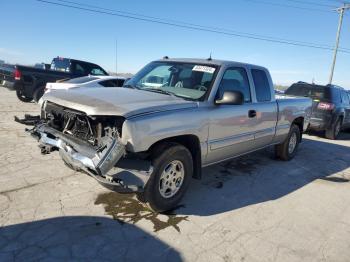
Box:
(43, 101), (125, 148)
(27, 101), (152, 193)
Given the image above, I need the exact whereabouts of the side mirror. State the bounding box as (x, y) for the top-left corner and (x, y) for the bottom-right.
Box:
(215, 90), (244, 105)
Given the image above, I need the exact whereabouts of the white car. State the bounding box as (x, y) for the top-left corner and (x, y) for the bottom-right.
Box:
(44, 75), (126, 93)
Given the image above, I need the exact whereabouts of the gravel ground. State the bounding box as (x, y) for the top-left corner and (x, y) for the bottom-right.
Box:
(0, 87), (350, 262)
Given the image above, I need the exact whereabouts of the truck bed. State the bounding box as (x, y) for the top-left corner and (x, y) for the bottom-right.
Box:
(274, 94), (312, 144)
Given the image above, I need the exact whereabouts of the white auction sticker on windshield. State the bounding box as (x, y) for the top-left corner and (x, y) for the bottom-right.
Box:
(192, 65), (215, 74)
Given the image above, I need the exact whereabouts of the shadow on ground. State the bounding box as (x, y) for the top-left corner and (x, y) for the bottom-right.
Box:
(95, 135), (350, 227)
(177, 136), (350, 216)
(0, 216), (183, 261)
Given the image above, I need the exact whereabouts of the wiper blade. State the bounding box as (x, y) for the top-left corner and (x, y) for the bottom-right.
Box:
(123, 84), (139, 89)
(142, 88), (174, 96)
(142, 88), (195, 100)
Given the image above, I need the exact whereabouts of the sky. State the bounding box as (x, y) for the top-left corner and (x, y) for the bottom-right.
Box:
(1, 0), (350, 88)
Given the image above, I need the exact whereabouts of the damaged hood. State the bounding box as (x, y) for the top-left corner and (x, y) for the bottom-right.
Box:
(41, 88), (198, 118)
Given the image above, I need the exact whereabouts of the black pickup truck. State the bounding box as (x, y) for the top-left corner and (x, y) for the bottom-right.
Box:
(0, 57), (108, 102)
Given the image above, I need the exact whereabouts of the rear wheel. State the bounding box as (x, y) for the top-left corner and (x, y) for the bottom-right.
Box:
(16, 90), (32, 102)
(33, 86), (45, 103)
(137, 143), (193, 213)
(325, 118), (342, 140)
(275, 124), (301, 161)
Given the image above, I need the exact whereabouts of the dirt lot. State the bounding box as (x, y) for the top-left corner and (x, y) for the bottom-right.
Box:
(0, 87), (350, 262)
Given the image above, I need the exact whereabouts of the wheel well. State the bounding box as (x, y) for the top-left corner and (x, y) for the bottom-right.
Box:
(148, 135), (202, 180)
(36, 82), (46, 90)
(292, 117), (304, 141)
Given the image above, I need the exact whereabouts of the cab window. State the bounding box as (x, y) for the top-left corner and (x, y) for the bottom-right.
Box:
(90, 68), (106, 75)
(217, 67), (251, 103)
(341, 91), (350, 104)
(74, 63), (86, 75)
(252, 69), (272, 102)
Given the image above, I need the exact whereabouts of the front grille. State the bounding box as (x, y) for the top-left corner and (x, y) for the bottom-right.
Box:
(45, 102), (95, 144)
(44, 102), (125, 147)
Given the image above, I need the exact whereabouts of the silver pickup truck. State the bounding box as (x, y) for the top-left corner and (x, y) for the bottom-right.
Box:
(30, 58), (312, 212)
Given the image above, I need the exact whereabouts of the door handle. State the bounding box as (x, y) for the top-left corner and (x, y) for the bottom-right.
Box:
(248, 110), (257, 118)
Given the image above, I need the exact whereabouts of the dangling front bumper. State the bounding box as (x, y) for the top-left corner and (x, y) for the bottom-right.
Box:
(28, 123), (152, 193)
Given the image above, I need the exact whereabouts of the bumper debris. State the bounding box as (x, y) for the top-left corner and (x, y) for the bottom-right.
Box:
(28, 123), (151, 193)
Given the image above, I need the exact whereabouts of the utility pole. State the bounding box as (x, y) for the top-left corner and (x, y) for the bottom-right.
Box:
(115, 39), (118, 76)
(329, 4), (350, 84)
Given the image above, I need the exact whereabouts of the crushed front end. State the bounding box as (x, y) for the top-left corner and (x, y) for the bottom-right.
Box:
(29, 101), (152, 192)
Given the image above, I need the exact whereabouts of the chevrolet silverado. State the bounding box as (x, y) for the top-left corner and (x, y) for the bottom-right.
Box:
(29, 58), (312, 212)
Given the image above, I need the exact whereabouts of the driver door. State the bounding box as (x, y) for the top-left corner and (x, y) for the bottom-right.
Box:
(206, 67), (258, 164)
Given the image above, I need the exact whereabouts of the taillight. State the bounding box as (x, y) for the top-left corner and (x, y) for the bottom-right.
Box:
(14, 69), (21, 80)
(317, 102), (334, 111)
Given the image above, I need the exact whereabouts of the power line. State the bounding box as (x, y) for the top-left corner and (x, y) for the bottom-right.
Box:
(54, 0), (350, 52)
(243, 0), (336, 13)
(36, 0), (350, 54)
(283, 0), (338, 8)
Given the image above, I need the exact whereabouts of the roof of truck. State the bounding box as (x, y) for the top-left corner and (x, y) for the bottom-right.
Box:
(155, 57), (268, 70)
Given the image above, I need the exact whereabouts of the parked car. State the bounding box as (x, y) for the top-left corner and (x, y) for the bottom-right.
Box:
(29, 58), (312, 212)
(0, 63), (16, 89)
(275, 89), (284, 95)
(285, 82), (350, 139)
(0, 57), (108, 102)
(44, 75), (126, 94)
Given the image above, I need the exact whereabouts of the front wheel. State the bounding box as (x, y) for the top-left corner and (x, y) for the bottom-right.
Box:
(138, 143), (193, 213)
(275, 124), (301, 161)
(16, 90), (32, 102)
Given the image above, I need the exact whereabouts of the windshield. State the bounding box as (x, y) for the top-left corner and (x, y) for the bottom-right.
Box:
(126, 61), (218, 100)
(51, 58), (70, 72)
(64, 76), (99, 84)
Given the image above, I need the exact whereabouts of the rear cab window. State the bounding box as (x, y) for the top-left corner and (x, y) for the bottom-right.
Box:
(251, 69), (271, 102)
(51, 58), (70, 72)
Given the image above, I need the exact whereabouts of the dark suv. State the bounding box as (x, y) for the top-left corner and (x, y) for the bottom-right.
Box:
(285, 82), (350, 139)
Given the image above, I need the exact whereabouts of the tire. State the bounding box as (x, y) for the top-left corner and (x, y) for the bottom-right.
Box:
(325, 118), (342, 140)
(16, 90), (32, 102)
(33, 86), (45, 103)
(138, 143), (193, 213)
(275, 124), (301, 161)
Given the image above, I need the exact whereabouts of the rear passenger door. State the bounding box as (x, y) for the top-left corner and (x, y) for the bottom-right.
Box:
(341, 90), (350, 127)
(250, 69), (278, 148)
